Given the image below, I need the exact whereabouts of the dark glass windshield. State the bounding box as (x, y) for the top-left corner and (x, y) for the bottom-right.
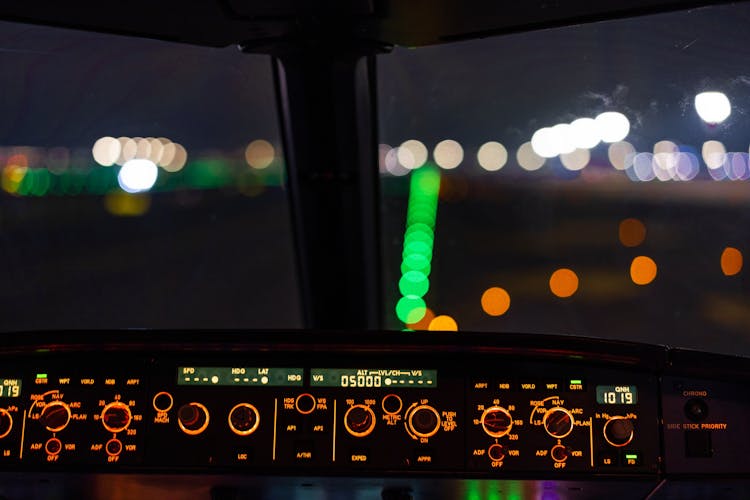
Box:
(378, 3), (750, 356)
(0, 20), (301, 330)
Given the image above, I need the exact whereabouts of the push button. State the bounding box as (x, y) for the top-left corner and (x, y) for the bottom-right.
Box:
(413, 448), (435, 465)
(621, 451), (642, 466)
(597, 450), (618, 466)
(293, 440), (314, 461)
(684, 430), (712, 458)
(348, 448), (370, 464)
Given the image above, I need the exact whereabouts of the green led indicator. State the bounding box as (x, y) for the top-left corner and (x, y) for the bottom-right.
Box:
(625, 454), (638, 460)
(36, 373), (47, 379)
(570, 379), (582, 385)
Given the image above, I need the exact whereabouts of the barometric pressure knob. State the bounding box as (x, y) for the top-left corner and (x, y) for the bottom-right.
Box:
(39, 401), (71, 432)
(228, 403), (260, 436)
(407, 404), (441, 438)
(101, 402), (132, 433)
(344, 404), (376, 437)
(543, 407), (574, 439)
(0, 409), (13, 439)
(177, 402), (210, 435)
(480, 406), (513, 438)
(603, 416), (634, 447)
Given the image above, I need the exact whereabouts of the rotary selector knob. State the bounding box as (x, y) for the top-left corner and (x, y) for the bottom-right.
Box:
(543, 407), (574, 439)
(101, 402), (132, 433)
(406, 404), (441, 438)
(487, 443), (506, 461)
(344, 405), (376, 437)
(228, 403), (260, 436)
(0, 409), (13, 439)
(177, 402), (210, 435)
(551, 444), (570, 462)
(480, 406), (513, 438)
(39, 401), (71, 432)
(295, 394), (317, 415)
(603, 416), (634, 447)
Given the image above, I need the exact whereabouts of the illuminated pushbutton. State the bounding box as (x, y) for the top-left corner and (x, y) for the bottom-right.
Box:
(105, 438), (123, 457)
(344, 405), (376, 437)
(381, 394), (403, 415)
(551, 444), (570, 462)
(487, 443), (506, 461)
(543, 407), (574, 439)
(295, 394), (317, 415)
(152, 392), (174, 413)
(177, 402), (210, 435)
(45, 437), (62, 456)
(0, 409), (13, 439)
(39, 401), (71, 432)
(480, 406), (513, 438)
(101, 402), (132, 433)
(228, 403), (260, 436)
(407, 405), (441, 438)
(603, 416), (634, 447)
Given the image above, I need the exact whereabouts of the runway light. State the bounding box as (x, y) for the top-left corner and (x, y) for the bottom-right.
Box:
(630, 256), (657, 285)
(477, 141), (508, 171)
(433, 139), (464, 169)
(721, 247), (743, 276)
(481, 287), (511, 317)
(118, 158), (158, 193)
(549, 268), (579, 298)
(595, 112), (630, 143)
(695, 91), (731, 125)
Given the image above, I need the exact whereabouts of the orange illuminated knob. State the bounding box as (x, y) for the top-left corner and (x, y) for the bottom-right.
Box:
(0, 409), (13, 439)
(407, 405), (441, 438)
(177, 402), (210, 435)
(45, 437), (62, 456)
(551, 444), (570, 462)
(39, 401), (71, 432)
(480, 406), (513, 438)
(603, 416), (634, 447)
(101, 402), (132, 433)
(487, 443), (506, 461)
(295, 393), (317, 415)
(228, 403), (260, 436)
(105, 438), (123, 457)
(543, 407), (574, 439)
(344, 405), (376, 437)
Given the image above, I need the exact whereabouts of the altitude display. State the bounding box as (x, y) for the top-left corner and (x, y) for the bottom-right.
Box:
(178, 367), (303, 386)
(310, 368), (437, 388)
(596, 385), (637, 404)
(0, 379), (21, 397)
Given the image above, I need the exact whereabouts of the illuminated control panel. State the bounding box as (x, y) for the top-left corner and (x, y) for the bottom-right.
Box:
(0, 331), (746, 482)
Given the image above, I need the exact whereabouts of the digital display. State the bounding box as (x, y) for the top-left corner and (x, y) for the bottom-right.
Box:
(310, 368), (437, 388)
(0, 379), (22, 398)
(178, 367), (303, 386)
(596, 385), (637, 404)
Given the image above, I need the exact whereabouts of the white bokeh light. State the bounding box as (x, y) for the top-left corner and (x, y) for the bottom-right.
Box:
(477, 141), (508, 171)
(531, 127), (558, 158)
(517, 142), (546, 171)
(695, 91), (731, 124)
(92, 136), (121, 167)
(398, 140), (428, 169)
(569, 117), (600, 149)
(702, 140), (726, 169)
(118, 158), (158, 193)
(560, 148), (590, 171)
(595, 112), (630, 143)
(433, 139), (464, 169)
(607, 141), (635, 170)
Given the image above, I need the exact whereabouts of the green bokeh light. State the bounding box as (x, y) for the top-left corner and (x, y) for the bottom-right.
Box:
(399, 270), (429, 297)
(401, 253), (431, 275)
(396, 295), (426, 324)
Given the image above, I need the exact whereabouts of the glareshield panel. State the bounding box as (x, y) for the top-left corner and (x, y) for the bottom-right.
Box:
(0, 21), (301, 330)
(378, 4), (750, 356)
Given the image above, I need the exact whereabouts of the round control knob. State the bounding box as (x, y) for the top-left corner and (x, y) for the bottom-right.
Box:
(39, 401), (71, 432)
(684, 398), (709, 422)
(551, 444), (570, 462)
(381, 394), (403, 415)
(407, 404), (441, 438)
(543, 407), (574, 439)
(0, 409), (13, 439)
(480, 406), (513, 438)
(487, 443), (506, 461)
(152, 392), (174, 413)
(603, 416), (634, 447)
(344, 404), (376, 437)
(177, 402), (210, 435)
(101, 402), (132, 433)
(105, 438), (123, 457)
(228, 403), (260, 436)
(295, 394), (316, 415)
(45, 437), (62, 456)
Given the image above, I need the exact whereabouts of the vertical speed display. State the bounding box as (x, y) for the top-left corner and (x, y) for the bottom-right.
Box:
(309, 368), (437, 388)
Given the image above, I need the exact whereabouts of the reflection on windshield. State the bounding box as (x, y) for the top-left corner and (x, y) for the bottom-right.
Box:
(378, 4), (750, 356)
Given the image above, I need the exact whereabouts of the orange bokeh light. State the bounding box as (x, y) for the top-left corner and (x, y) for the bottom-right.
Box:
(721, 247), (743, 276)
(619, 218), (646, 247)
(481, 287), (511, 316)
(407, 307), (435, 330)
(630, 256), (657, 285)
(428, 315), (458, 332)
(549, 269), (579, 298)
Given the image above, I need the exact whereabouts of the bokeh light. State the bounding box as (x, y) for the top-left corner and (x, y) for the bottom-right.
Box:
(702, 140), (726, 170)
(384, 147), (409, 176)
(433, 139), (464, 169)
(695, 91), (731, 124)
(398, 140), (428, 170)
(549, 268), (579, 298)
(117, 136), (137, 166)
(92, 136), (121, 167)
(595, 111), (630, 143)
(163, 143), (187, 172)
(630, 256), (657, 285)
(396, 295), (426, 324)
(570, 117), (600, 149)
(560, 148), (590, 171)
(517, 142), (545, 171)
(104, 192), (151, 216)
(477, 141), (508, 171)
(118, 158), (158, 193)
(619, 218), (646, 247)
(245, 139), (275, 169)
(407, 307), (435, 330)
(721, 247), (743, 276)
(632, 153), (656, 181)
(481, 287), (511, 317)
(608, 141), (635, 170)
(428, 315), (458, 331)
